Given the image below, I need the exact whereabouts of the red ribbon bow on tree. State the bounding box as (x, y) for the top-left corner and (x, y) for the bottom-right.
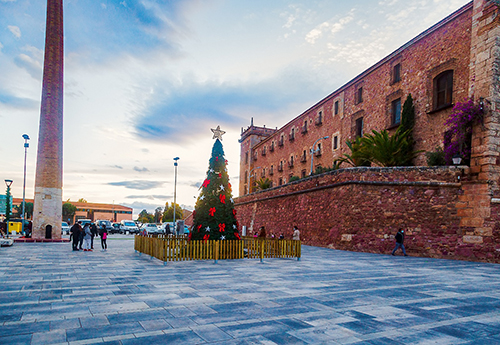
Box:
(234, 232), (241, 240)
(203, 234), (210, 241)
(209, 207), (216, 216)
(219, 194), (226, 204)
(219, 223), (225, 232)
(203, 179), (211, 188)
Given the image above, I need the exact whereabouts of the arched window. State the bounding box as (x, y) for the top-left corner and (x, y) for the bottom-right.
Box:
(434, 70), (453, 109)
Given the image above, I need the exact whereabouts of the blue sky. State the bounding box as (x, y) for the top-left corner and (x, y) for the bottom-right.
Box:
(0, 0), (470, 216)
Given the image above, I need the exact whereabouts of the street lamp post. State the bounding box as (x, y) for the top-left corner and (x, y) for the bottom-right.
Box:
(248, 166), (261, 194)
(173, 157), (179, 234)
(4, 179), (13, 237)
(21, 134), (30, 236)
(310, 136), (329, 175)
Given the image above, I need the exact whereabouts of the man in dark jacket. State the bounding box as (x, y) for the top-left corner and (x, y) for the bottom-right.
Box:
(90, 223), (98, 249)
(70, 221), (82, 251)
(392, 228), (408, 256)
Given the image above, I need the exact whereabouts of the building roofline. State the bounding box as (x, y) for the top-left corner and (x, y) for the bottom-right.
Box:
(253, 1), (473, 145)
(12, 198), (133, 211)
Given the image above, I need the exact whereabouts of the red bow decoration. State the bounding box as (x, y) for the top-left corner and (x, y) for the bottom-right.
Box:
(197, 224), (202, 231)
(203, 234), (210, 241)
(228, 183), (231, 189)
(219, 194), (226, 204)
(216, 156), (219, 161)
(209, 207), (216, 216)
(234, 232), (241, 240)
(203, 179), (211, 188)
(188, 233), (192, 240)
(232, 209), (237, 216)
(219, 173), (222, 178)
(219, 223), (225, 232)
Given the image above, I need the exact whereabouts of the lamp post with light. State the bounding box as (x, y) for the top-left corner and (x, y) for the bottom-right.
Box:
(21, 134), (30, 236)
(173, 157), (179, 234)
(310, 136), (329, 175)
(4, 179), (13, 237)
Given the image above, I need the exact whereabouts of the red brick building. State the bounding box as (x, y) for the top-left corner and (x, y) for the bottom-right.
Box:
(239, 2), (474, 195)
(236, 0), (500, 263)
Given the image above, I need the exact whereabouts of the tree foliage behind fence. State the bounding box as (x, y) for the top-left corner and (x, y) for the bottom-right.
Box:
(134, 235), (301, 262)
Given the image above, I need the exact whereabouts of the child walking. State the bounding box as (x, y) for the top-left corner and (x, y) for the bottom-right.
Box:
(101, 229), (108, 251)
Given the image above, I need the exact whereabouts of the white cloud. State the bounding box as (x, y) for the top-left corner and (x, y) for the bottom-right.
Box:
(0, 42), (3, 52)
(14, 53), (42, 80)
(378, 0), (399, 5)
(305, 12), (354, 44)
(7, 25), (21, 38)
(387, 6), (417, 21)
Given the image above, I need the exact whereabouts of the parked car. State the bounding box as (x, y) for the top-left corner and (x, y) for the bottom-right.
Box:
(160, 222), (189, 235)
(111, 222), (121, 234)
(78, 219), (91, 227)
(119, 220), (139, 234)
(141, 223), (160, 234)
(96, 220), (113, 231)
(61, 222), (70, 235)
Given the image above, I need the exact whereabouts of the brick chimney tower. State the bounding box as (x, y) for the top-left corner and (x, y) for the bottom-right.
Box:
(32, 0), (64, 240)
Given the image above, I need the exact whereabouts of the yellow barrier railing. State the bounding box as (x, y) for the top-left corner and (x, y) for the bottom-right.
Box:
(134, 235), (301, 263)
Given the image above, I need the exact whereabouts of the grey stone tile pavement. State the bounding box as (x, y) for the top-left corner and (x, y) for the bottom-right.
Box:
(1, 235), (500, 344)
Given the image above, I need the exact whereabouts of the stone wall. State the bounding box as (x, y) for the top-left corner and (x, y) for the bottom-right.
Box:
(234, 166), (500, 263)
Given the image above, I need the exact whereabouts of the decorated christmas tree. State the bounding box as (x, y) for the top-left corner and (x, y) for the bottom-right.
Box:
(191, 126), (241, 241)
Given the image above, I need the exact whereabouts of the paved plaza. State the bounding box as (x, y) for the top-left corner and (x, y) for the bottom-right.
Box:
(0, 236), (500, 344)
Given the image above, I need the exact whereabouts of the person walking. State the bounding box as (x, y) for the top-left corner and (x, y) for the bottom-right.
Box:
(258, 226), (266, 238)
(392, 228), (408, 256)
(292, 226), (300, 241)
(83, 223), (92, 251)
(70, 221), (82, 251)
(101, 228), (108, 251)
(78, 223), (85, 250)
(90, 222), (98, 249)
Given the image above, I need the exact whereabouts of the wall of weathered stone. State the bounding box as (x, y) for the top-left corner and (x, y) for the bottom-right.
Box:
(234, 166), (500, 263)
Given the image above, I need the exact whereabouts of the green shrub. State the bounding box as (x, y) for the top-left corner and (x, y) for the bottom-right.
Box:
(288, 176), (301, 182)
(426, 147), (446, 166)
(255, 178), (273, 190)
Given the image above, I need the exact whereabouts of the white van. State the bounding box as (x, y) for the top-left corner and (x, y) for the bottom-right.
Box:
(119, 220), (139, 234)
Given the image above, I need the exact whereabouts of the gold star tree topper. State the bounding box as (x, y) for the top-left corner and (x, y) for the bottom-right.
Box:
(211, 125), (226, 141)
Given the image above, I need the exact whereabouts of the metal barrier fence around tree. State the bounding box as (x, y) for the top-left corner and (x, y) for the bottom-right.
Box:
(134, 235), (301, 263)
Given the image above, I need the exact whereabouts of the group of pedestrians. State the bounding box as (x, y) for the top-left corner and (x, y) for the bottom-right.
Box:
(253, 225), (301, 241)
(70, 221), (108, 252)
